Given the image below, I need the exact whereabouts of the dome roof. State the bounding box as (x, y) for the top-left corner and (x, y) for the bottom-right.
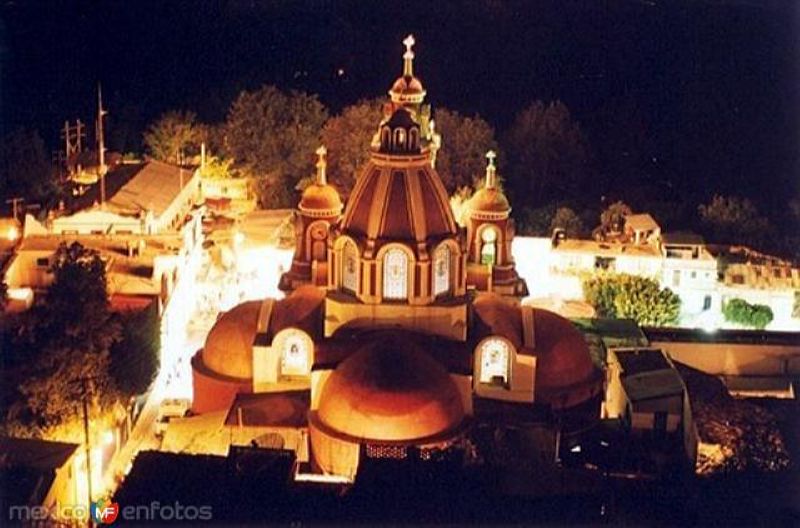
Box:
(341, 155), (457, 243)
(469, 186), (510, 214)
(390, 74), (425, 98)
(317, 335), (465, 442)
(201, 300), (261, 379)
(531, 308), (601, 406)
(299, 182), (342, 214)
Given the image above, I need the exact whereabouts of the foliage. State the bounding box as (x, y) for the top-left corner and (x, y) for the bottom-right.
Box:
(504, 101), (590, 205)
(597, 201), (632, 239)
(550, 207), (584, 238)
(698, 195), (771, 247)
(722, 298), (774, 330)
(11, 242), (122, 431)
(515, 204), (556, 236)
(583, 273), (681, 326)
(450, 186), (474, 227)
(0, 128), (56, 204)
(110, 302), (160, 397)
(794, 291), (800, 319)
(225, 85), (328, 208)
(434, 108), (499, 193)
(200, 155), (235, 180)
(143, 110), (202, 164)
(320, 98), (383, 199)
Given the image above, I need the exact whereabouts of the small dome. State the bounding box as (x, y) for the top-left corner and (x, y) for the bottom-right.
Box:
(389, 75), (426, 106)
(299, 182), (342, 213)
(469, 186), (510, 214)
(531, 308), (602, 408)
(201, 300), (261, 379)
(317, 335), (465, 442)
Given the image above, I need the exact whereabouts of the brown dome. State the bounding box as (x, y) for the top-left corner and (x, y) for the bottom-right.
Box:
(299, 182), (342, 214)
(341, 154), (457, 243)
(531, 308), (602, 408)
(469, 186), (510, 214)
(317, 335), (465, 442)
(201, 300), (260, 379)
(391, 75), (425, 95)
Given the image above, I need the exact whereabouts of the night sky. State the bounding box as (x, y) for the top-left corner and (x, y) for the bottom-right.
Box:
(2, 0), (798, 211)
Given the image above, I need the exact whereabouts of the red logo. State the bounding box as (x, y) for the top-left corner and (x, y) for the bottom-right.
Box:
(91, 500), (120, 524)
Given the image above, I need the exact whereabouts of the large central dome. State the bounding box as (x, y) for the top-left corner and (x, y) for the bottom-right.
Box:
(316, 335), (465, 442)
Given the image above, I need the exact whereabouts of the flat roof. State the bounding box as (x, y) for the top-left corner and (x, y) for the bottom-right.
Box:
(224, 390), (310, 427)
(554, 238), (661, 258)
(614, 348), (671, 375)
(0, 436), (78, 470)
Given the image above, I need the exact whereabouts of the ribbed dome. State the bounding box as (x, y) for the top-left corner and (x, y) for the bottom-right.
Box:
(389, 75), (426, 104)
(469, 186), (510, 214)
(317, 335), (465, 442)
(299, 182), (342, 214)
(531, 308), (601, 407)
(341, 154), (457, 243)
(201, 300), (260, 379)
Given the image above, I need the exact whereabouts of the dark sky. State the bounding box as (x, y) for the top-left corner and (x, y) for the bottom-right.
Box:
(1, 0), (798, 209)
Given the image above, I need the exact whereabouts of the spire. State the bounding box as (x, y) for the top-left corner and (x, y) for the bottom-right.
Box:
(485, 150), (497, 189)
(315, 145), (327, 185)
(402, 34), (415, 77)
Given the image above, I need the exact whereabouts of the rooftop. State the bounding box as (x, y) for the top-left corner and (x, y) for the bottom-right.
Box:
(554, 238), (661, 258)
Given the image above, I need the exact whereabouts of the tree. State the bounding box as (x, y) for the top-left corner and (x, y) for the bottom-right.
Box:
(550, 207), (584, 238)
(583, 273), (681, 326)
(110, 302), (160, 397)
(596, 201), (633, 239)
(504, 101), (591, 205)
(320, 97), (383, 199)
(434, 108), (499, 193)
(143, 110), (202, 164)
(722, 298), (774, 330)
(225, 85), (328, 208)
(0, 128), (56, 204)
(698, 195), (771, 247)
(14, 242), (121, 431)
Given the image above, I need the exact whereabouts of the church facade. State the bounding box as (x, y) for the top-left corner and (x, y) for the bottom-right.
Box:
(191, 36), (602, 479)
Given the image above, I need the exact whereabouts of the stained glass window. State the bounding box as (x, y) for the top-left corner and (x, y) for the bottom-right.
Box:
(383, 247), (408, 300)
(478, 338), (510, 386)
(343, 242), (358, 292)
(433, 245), (451, 296)
(480, 227), (497, 265)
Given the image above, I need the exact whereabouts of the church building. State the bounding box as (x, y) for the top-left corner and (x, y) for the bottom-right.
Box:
(191, 36), (603, 480)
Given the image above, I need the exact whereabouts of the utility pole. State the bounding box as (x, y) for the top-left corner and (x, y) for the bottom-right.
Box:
(80, 377), (95, 509)
(5, 197), (24, 220)
(96, 83), (108, 205)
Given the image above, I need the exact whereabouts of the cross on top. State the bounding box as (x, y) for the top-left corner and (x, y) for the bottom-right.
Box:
(403, 34), (415, 55)
(486, 150), (497, 167)
(316, 145), (327, 158)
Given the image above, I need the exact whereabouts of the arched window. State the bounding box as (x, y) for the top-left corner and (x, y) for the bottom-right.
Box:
(480, 227), (497, 265)
(381, 127), (391, 149)
(478, 338), (511, 386)
(343, 242), (358, 293)
(383, 248), (408, 300)
(310, 223), (327, 261)
(433, 245), (451, 296)
(277, 329), (312, 377)
(408, 128), (419, 150)
(394, 128), (406, 150)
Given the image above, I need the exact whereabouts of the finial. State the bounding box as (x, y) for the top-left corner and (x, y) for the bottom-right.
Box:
(485, 150), (497, 189)
(403, 34), (415, 77)
(315, 145), (327, 185)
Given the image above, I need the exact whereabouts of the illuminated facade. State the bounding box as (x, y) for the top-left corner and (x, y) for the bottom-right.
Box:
(191, 36), (602, 480)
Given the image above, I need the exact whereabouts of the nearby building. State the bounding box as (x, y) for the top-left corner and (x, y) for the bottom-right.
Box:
(187, 36), (604, 480)
(52, 160), (201, 235)
(542, 214), (799, 331)
(0, 437), (81, 517)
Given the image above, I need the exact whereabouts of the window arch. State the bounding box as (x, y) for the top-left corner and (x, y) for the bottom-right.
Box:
(275, 328), (313, 378)
(433, 244), (451, 296)
(381, 127), (391, 149)
(480, 226), (498, 265)
(408, 128), (419, 150)
(393, 128), (406, 150)
(383, 247), (408, 300)
(478, 337), (511, 387)
(342, 241), (358, 293)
